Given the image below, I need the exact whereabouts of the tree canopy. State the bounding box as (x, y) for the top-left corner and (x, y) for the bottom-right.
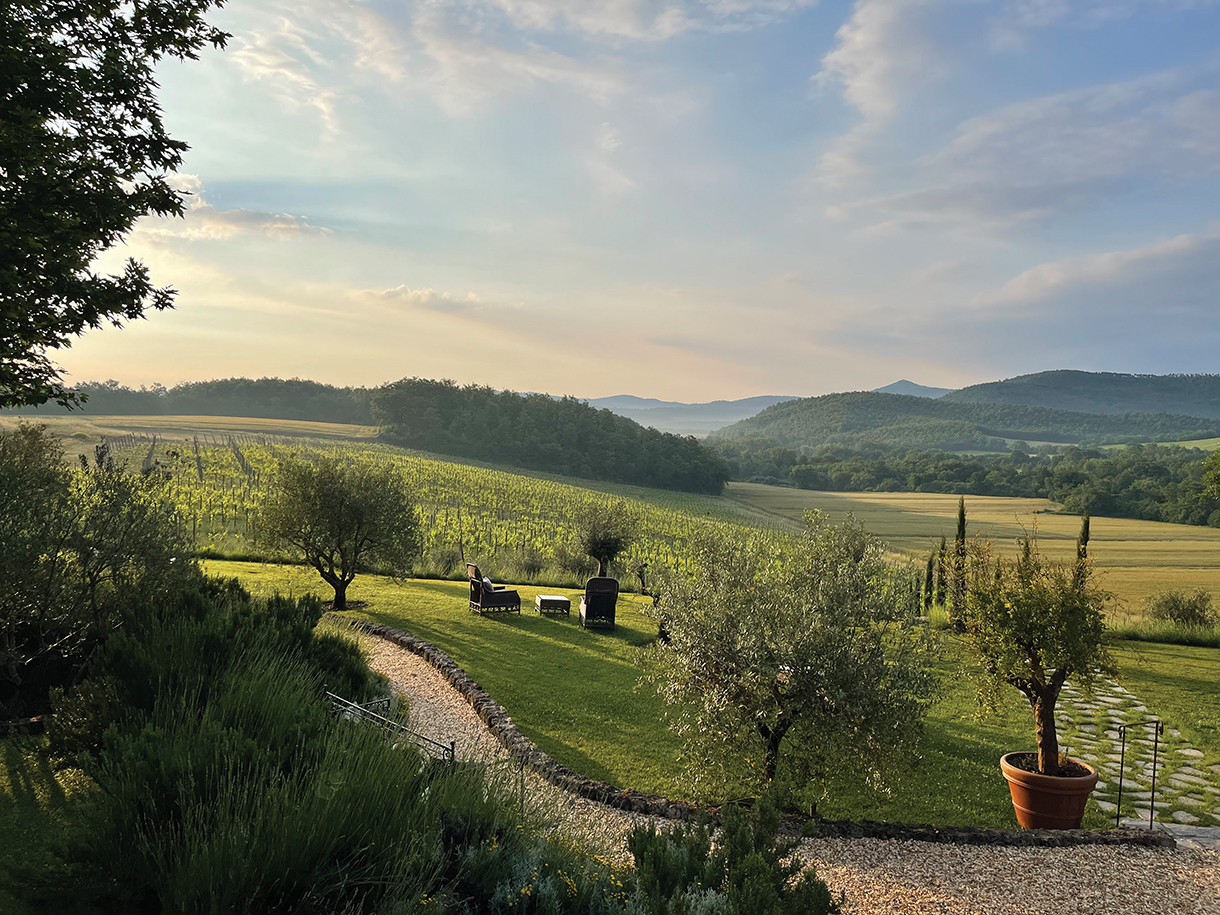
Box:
(1, 0), (228, 408)
(639, 514), (936, 804)
(372, 377), (730, 494)
(962, 532), (1115, 776)
(256, 453), (421, 611)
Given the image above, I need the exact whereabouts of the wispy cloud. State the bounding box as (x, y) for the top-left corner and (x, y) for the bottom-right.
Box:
(136, 176), (332, 241)
(813, 0), (948, 187)
(370, 284), (485, 313)
(979, 232), (1220, 306)
(834, 67), (1220, 234)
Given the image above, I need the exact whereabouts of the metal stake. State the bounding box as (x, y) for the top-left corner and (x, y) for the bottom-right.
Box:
(1115, 718), (1163, 830)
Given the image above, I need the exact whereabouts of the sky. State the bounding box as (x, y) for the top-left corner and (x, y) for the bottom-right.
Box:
(65, 0), (1220, 402)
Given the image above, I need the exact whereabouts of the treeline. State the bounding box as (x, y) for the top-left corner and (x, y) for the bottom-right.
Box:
(372, 378), (730, 494)
(710, 392), (1220, 453)
(10, 378), (375, 424)
(7, 376), (731, 494)
(715, 438), (1220, 526)
(944, 370), (1220, 419)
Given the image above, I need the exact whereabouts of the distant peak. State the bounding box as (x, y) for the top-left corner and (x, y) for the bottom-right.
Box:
(873, 380), (953, 399)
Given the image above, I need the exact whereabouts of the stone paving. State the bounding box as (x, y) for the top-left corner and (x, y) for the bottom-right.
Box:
(1058, 678), (1220, 851)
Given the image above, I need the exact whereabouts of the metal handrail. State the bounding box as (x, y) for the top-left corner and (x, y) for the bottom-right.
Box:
(326, 691), (456, 762)
(1115, 717), (1163, 830)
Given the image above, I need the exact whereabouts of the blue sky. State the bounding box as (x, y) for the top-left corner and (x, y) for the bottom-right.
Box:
(69, 0), (1220, 401)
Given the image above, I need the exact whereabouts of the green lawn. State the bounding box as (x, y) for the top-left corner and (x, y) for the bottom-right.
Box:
(210, 561), (1137, 829)
(1112, 641), (1220, 762)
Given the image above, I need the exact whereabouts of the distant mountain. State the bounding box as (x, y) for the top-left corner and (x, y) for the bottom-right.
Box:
(585, 394), (798, 436)
(944, 370), (1220, 419)
(707, 391), (1220, 452)
(872, 380), (953, 399)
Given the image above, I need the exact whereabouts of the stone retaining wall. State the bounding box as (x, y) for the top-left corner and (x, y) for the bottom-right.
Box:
(341, 615), (1173, 849)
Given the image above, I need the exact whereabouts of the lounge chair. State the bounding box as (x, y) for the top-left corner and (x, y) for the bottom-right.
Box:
(579, 577), (618, 629)
(467, 563), (521, 615)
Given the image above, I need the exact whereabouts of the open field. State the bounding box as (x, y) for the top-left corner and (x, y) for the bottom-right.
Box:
(0, 413), (380, 462)
(725, 483), (1220, 615)
(9, 414), (1218, 614)
(209, 560), (1122, 829)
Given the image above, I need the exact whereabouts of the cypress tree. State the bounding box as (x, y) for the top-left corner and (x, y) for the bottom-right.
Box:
(924, 551), (935, 612)
(952, 497), (967, 620)
(935, 535), (948, 606)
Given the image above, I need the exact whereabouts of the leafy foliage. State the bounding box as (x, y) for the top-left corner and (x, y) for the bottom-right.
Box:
(0, 0), (228, 407)
(639, 513), (937, 802)
(256, 451), (422, 610)
(710, 392), (1220, 454)
(962, 534), (1116, 775)
(575, 500), (638, 576)
(0, 424), (193, 717)
(627, 799), (839, 915)
(372, 378), (730, 493)
(1143, 589), (1217, 629)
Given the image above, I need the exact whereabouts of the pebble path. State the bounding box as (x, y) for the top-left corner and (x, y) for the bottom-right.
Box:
(1057, 678), (1220, 851)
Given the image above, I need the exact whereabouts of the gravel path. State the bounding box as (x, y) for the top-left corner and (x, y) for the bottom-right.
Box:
(351, 627), (1220, 915)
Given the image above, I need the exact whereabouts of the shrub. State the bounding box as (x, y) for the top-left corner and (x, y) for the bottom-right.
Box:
(1144, 589), (1217, 628)
(626, 798), (840, 915)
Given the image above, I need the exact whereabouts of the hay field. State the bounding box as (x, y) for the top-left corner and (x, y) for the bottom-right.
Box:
(725, 482), (1220, 615)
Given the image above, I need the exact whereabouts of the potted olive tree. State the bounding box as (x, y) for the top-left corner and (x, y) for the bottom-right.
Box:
(962, 526), (1115, 829)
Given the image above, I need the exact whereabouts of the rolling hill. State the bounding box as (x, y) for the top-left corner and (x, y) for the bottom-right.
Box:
(943, 370), (1220, 419)
(707, 391), (1220, 452)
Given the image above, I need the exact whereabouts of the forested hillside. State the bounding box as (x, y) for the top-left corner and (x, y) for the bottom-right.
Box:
(8, 378), (374, 424)
(944, 371), (1220, 419)
(372, 378), (730, 493)
(715, 438), (1220, 527)
(710, 391), (1220, 452)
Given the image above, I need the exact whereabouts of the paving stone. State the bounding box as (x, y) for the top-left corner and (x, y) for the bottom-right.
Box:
(1172, 810), (1200, 824)
(1177, 796), (1204, 806)
(1170, 729), (1183, 739)
(1104, 729), (1121, 739)
(1207, 764), (1220, 774)
(1078, 723), (1097, 732)
(1177, 748), (1205, 758)
(1180, 766), (1206, 777)
(1094, 800), (1117, 812)
(1170, 773), (1209, 786)
(1127, 791), (1154, 800)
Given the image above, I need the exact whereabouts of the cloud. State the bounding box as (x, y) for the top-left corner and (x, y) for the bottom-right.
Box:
(371, 284), (484, 313)
(990, 0), (1220, 51)
(979, 232), (1220, 306)
(812, 0), (948, 186)
(408, 4), (626, 115)
(476, 0), (818, 41)
(835, 67), (1220, 234)
(136, 176), (332, 241)
(229, 27), (342, 129)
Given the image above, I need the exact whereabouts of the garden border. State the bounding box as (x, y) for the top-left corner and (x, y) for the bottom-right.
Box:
(338, 615), (1174, 849)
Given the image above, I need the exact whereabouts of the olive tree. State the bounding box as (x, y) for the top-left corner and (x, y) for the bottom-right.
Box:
(1, 425), (193, 717)
(962, 530), (1115, 776)
(256, 454), (421, 611)
(638, 511), (937, 803)
(575, 500), (637, 577)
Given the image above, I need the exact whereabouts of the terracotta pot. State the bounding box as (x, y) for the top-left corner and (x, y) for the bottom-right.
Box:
(1000, 752), (1099, 829)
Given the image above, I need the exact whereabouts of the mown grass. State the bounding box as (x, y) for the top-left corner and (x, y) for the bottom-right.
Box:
(1111, 641), (1220, 764)
(725, 483), (1220, 616)
(210, 561), (1129, 829)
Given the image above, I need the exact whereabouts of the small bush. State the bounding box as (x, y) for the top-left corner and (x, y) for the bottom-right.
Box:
(1144, 589), (1217, 628)
(625, 798), (840, 915)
